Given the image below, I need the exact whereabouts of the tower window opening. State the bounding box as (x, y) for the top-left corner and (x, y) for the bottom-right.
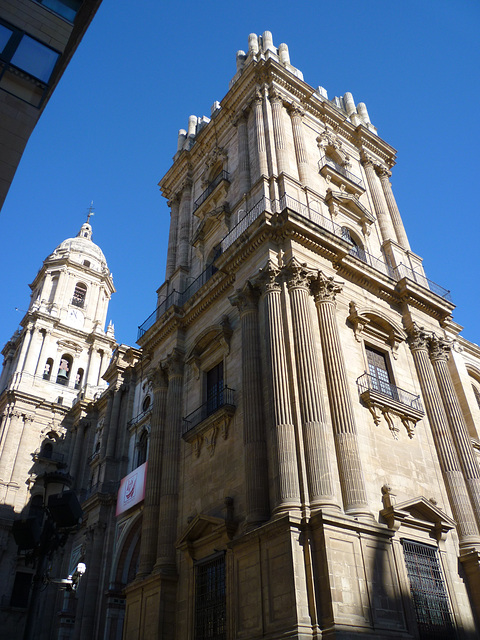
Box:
(342, 227), (367, 262)
(40, 441), (53, 459)
(136, 429), (149, 467)
(43, 358), (53, 380)
(83, 260), (91, 268)
(72, 283), (87, 308)
(56, 354), (72, 386)
(75, 368), (84, 390)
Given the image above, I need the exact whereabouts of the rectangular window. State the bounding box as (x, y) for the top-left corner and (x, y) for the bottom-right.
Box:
(194, 554), (226, 640)
(366, 346), (396, 399)
(206, 361), (224, 416)
(402, 539), (455, 639)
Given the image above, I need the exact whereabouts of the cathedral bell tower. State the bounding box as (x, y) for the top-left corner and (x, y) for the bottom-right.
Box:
(0, 216), (116, 511)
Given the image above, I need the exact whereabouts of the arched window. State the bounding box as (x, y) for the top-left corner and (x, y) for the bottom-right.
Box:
(56, 354), (72, 386)
(472, 384), (480, 410)
(136, 430), (149, 467)
(40, 441), (53, 459)
(75, 368), (84, 390)
(342, 226), (366, 262)
(142, 395), (151, 412)
(43, 358), (54, 381)
(72, 283), (87, 308)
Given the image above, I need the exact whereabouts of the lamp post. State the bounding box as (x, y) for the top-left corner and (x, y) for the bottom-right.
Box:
(12, 472), (83, 640)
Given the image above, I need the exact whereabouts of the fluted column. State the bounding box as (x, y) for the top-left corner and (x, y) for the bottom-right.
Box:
(408, 326), (480, 547)
(165, 196), (180, 279)
(378, 168), (411, 250)
(34, 329), (48, 376)
(70, 420), (86, 485)
(23, 327), (39, 375)
(0, 410), (21, 480)
(155, 350), (184, 571)
(76, 523), (106, 640)
(105, 384), (123, 459)
(253, 94), (268, 178)
(137, 367), (168, 577)
(257, 260), (301, 514)
(289, 106), (309, 186)
(14, 324), (32, 375)
(311, 272), (371, 518)
(429, 335), (480, 530)
(362, 155), (396, 243)
(230, 282), (270, 526)
(10, 414), (33, 485)
(269, 92), (289, 177)
(176, 179), (193, 269)
(236, 111), (251, 196)
(284, 260), (340, 512)
(99, 390), (115, 459)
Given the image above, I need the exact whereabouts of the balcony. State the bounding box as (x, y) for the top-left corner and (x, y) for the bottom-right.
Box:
(127, 407), (153, 429)
(182, 387), (236, 457)
(393, 263), (451, 302)
(357, 373), (424, 439)
(193, 171), (230, 212)
(319, 157), (365, 195)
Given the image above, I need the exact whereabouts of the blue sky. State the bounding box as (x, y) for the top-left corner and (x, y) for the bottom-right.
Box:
(0, 0), (479, 349)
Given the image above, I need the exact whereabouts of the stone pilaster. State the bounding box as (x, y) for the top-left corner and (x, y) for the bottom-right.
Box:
(15, 324), (33, 375)
(284, 259), (339, 512)
(361, 154), (396, 244)
(257, 260), (301, 514)
(289, 106), (309, 186)
(75, 523), (106, 640)
(253, 94), (268, 177)
(165, 196), (180, 279)
(311, 272), (371, 518)
(137, 366), (168, 577)
(176, 178), (193, 269)
(99, 390), (115, 459)
(429, 335), (480, 530)
(70, 420), (86, 485)
(378, 167), (411, 251)
(269, 92), (289, 177)
(105, 385), (123, 460)
(155, 350), (184, 571)
(0, 409), (21, 481)
(10, 414), (34, 486)
(236, 111), (251, 196)
(23, 327), (39, 375)
(408, 326), (480, 547)
(230, 282), (270, 527)
(33, 329), (48, 377)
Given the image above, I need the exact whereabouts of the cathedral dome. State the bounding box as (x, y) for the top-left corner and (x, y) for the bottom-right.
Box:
(48, 222), (109, 272)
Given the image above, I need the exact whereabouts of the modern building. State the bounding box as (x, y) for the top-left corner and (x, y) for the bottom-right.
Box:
(0, 0), (103, 212)
(2, 30), (480, 640)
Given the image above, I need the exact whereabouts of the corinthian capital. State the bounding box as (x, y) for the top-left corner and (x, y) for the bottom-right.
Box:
(255, 259), (282, 294)
(283, 257), (314, 291)
(406, 323), (430, 351)
(147, 364), (168, 391)
(428, 334), (451, 362)
(162, 348), (184, 378)
(310, 271), (343, 303)
(229, 281), (260, 313)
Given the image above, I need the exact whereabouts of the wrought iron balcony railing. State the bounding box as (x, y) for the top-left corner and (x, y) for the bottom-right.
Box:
(357, 373), (423, 411)
(182, 386), (235, 435)
(393, 263), (451, 302)
(193, 171), (230, 210)
(127, 407), (153, 429)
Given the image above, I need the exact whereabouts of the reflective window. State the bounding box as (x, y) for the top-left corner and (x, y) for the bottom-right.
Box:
(11, 35), (59, 82)
(0, 24), (13, 53)
(38, 0), (82, 22)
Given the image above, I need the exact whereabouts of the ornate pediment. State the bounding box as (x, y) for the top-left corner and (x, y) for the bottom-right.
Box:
(380, 494), (455, 541)
(176, 503), (236, 557)
(347, 302), (407, 358)
(192, 204), (230, 247)
(186, 317), (232, 378)
(326, 189), (374, 233)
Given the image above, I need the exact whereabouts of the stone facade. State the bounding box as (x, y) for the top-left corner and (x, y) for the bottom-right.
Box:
(1, 30), (480, 640)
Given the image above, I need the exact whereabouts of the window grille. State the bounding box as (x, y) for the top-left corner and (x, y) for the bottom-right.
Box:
(206, 362), (224, 416)
(194, 553), (226, 640)
(366, 346), (397, 399)
(402, 539), (455, 639)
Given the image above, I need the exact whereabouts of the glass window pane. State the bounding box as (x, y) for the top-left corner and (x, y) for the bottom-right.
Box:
(40, 0), (82, 22)
(0, 24), (13, 53)
(10, 35), (59, 82)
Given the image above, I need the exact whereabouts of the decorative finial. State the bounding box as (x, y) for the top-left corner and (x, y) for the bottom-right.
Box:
(86, 201), (95, 224)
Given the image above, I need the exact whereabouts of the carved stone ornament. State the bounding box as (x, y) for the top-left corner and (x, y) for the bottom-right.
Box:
(407, 323), (430, 351)
(255, 259), (282, 294)
(360, 385), (423, 440)
(428, 334), (451, 362)
(162, 348), (184, 378)
(347, 303), (406, 359)
(347, 302), (370, 342)
(310, 271), (343, 304)
(182, 406), (234, 458)
(229, 281), (260, 314)
(283, 257), (315, 291)
(147, 365), (167, 391)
